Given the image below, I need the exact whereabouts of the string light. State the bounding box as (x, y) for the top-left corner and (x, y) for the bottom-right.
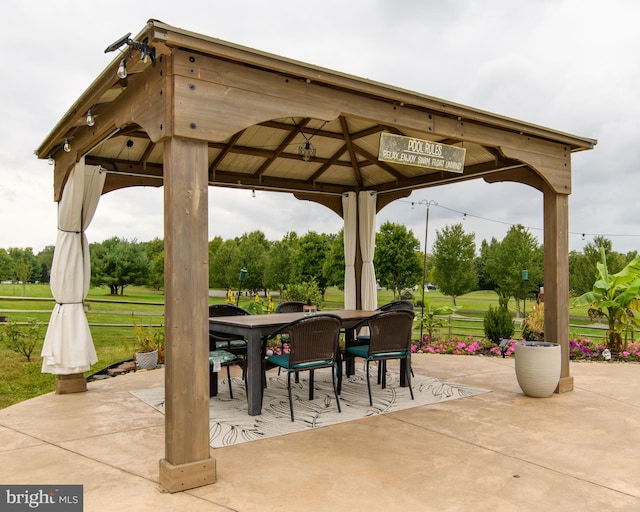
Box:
(401, 199), (640, 242)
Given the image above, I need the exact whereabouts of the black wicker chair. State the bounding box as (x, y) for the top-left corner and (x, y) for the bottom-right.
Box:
(208, 304), (251, 354)
(355, 300), (414, 345)
(350, 300), (415, 380)
(208, 304), (251, 391)
(345, 310), (415, 406)
(378, 300), (415, 312)
(266, 314), (342, 421)
(275, 301), (306, 313)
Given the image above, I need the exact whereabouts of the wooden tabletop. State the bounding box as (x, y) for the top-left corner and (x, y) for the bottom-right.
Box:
(209, 309), (377, 329)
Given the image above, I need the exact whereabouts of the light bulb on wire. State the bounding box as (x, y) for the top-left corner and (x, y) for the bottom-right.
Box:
(117, 59), (127, 79)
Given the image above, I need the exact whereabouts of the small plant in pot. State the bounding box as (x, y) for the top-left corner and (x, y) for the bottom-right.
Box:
(133, 320), (164, 370)
(522, 302), (544, 342)
(516, 303), (561, 398)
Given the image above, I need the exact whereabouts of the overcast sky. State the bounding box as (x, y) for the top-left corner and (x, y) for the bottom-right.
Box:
(1, 0), (638, 256)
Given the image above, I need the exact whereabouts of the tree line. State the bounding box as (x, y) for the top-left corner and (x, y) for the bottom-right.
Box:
(1, 226), (636, 308)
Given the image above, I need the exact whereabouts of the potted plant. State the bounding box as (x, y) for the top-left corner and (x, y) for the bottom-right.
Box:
(515, 303), (561, 398)
(522, 302), (544, 341)
(515, 341), (561, 398)
(133, 320), (164, 370)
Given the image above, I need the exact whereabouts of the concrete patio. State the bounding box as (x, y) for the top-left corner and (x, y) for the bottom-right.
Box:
(1, 354), (638, 511)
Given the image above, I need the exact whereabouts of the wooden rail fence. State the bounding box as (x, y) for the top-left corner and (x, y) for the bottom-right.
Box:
(1, 296), (616, 342)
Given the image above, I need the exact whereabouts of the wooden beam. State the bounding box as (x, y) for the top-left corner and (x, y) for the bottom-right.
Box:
(253, 118), (310, 178)
(340, 116), (364, 187)
(150, 21), (595, 150)
(52, 61), (169, 200)
(159, 137), (215, 492)
(500, 146), (572, 194)
(483, 167), (545, 192)
(293, 193), (343, 217)
(209, 130), (245, 174)
(543, 183), (573, 393)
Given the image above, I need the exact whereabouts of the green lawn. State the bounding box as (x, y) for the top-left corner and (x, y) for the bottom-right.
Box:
(0, 284), (603, 409)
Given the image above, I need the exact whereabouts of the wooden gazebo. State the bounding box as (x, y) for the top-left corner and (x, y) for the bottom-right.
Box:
(36, 20), (596, 492)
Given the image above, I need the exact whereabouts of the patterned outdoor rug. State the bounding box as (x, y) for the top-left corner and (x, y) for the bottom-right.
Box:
(131, 368), (489, 448)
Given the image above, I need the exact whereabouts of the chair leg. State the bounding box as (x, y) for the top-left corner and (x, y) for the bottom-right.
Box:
(366, 360), (373, 406)
(226, 364), (234, 399)
(287, 371), (295, 422)
(308, 369), (315, 400)
(406, 357), (414, 400)
(331, 364), (341, 413)
(381, 360), (388, 389)
(337, 351), (343, 394)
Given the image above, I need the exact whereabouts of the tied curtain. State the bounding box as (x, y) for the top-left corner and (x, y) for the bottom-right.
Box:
(342, 192), (357, 310)
(41, 158), (106, 374)
(359, 190), (377, 311)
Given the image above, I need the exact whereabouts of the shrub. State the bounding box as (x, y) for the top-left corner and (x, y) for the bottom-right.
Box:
(242, 293), (275, 315)
(0, 319), (42, 362)
(483, 305), (514, 343)
(282, 278), (323, 307)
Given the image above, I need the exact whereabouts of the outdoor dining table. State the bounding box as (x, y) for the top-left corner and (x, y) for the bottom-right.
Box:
(209, 309), (379, 415)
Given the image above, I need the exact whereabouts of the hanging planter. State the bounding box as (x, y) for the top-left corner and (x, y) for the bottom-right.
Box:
(515, 341), (561, 398)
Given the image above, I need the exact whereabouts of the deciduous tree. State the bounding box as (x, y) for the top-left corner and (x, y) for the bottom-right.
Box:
(374, 222), (421, 299)
(432, 223), (477, 305)
(484, 225), (542, 316)
(264, 232), (299, 296)
(90, 237), (150, 295)
(293, 231), (333, 295)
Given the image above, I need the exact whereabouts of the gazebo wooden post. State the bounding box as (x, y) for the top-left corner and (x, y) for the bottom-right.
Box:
(159, 136), (216, 492)
(543, 184), (573, 393)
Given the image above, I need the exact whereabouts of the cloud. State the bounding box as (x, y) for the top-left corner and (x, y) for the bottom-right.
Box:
(1, 0), (638, 255)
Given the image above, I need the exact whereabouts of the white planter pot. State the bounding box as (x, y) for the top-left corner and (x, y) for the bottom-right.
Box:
(135, 350), (158, 370)
(515, 342), (561, 398)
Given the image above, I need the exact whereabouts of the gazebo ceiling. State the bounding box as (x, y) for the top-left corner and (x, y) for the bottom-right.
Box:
(83, 116), (513, 196)
(36, 19), (596, 206)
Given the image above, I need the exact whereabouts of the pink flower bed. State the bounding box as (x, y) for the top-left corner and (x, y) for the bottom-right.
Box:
(413, 335), (640, 362)
(267, 334), (640, 362)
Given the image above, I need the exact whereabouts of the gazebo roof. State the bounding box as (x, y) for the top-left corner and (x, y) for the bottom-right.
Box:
(36, 19), (595, 210)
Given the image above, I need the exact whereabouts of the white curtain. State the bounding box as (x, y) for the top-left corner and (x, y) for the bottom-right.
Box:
(41, 158), (106, 374)
(342, 192), (357, 310)
(359, 190), (378, 311)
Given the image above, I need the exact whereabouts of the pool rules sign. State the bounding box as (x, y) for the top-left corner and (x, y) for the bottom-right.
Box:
(378, 133), (466, 173)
